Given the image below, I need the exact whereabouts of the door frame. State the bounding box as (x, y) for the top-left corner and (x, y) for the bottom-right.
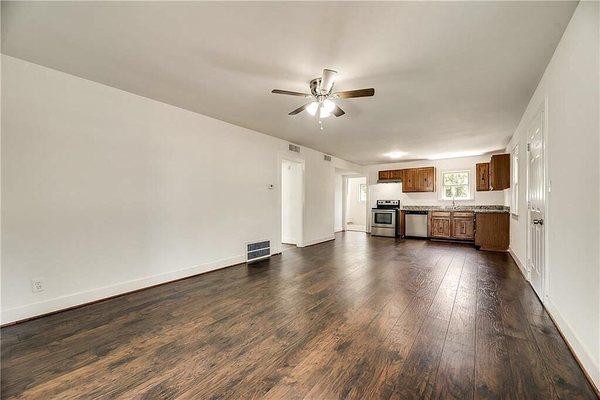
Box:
(334, 169), (347, 233)
(343, 174), (368, 232)
(278, 153), (306, 248)
(525, 98), (550, 302)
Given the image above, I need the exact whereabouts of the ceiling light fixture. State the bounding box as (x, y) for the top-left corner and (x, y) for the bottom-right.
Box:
(271, 68), (375, 128)
(385, 151), (408, 159)
(306, 102), (319, 116)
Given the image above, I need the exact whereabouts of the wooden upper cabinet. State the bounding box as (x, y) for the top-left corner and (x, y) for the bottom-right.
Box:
(390, 169), (404, 181)
(416, 167), (435, 192)
(378, 170), (392, 181)
(377, 166), (435, 192)
(378, 169), (402, 181)
(489, 154), (510, 190)
(402, 168), (416, 192)
(476, 163), (490, 191)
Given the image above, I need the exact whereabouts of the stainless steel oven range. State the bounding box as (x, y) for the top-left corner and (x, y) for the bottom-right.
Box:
(371, 200), (401, 237)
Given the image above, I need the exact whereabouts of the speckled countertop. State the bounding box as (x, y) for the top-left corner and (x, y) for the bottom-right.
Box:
(401, 205), (510, 213)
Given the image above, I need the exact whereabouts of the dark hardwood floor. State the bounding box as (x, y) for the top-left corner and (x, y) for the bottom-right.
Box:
(1, 232), (596, 399)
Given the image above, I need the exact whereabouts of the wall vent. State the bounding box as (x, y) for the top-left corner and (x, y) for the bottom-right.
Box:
(246, 240), (271, 263)
(324, 154), (332, 162)
(288, 144), (300, 153)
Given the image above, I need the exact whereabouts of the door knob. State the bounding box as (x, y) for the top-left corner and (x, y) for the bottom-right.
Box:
(533, 219), (544, 225)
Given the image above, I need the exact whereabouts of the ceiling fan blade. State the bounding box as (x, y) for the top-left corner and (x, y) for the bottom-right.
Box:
(288, 103), (311, 115)
(320, 69), (337, 94)
(332, 105), (345, 117)
(272, 89), (310, 97)
(333, 88), (375, 99)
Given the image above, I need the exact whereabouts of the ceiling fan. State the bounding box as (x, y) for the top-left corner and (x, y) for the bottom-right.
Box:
(271, 69), (374, 127)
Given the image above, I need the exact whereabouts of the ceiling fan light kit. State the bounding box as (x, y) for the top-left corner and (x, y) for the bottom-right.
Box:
(271, 68), (374, 128)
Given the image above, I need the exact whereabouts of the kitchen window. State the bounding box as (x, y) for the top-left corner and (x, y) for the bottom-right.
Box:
(359, 183), (367, 202)
(441, 170), (471, 200)
(511, 145), (519, 215)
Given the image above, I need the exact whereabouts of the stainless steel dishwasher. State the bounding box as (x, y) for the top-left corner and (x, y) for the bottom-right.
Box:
(405, 210), (428, 238)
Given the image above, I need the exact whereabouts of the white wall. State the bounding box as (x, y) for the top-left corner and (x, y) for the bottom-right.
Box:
(346, 177), (367, 230)
(365, 155), (507, 207)
(0, 55), (362, 323)
(505, 2), (599, 387)
(281, 160), (303, 245)
(334, 173), (344, 232)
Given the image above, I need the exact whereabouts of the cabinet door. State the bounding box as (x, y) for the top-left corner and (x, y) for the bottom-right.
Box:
(402, 169), (416, 192)
(475, 213), (510, 250)
(430, 217), (451, 238)
(452, 217), (475, 240)
(390, 169), (404, 180)
(378, 170), (391, 181)
(490, 154), (510, 190)
(476, 163), (490, 191)
(416, 167), (435, 192)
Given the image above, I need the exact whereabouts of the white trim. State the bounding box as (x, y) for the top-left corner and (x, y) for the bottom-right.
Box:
(1, 254), (245, 324)
(343, 174), (369, 233)
(509, 246), (530, 280)
(346, 224), (366, 232)
(299, 234), (335, 247)
(510, 249), (600, 391)
(542, 97), (550, 302)
(510, 143), (520, 216)
(545, 300), (600, 389)
(278, 152), (306, 249)
(281, 236), (296, 244)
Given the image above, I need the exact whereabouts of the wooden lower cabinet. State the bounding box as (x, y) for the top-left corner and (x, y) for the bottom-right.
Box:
(428, 211), (474, 240)
(430, 216), (451, 238)
(425, 211), (509, 251)
(475, 212), (509, 251)
(453, 217), (475, 240)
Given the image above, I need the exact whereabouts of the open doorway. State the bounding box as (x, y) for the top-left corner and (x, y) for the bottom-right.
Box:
(345, 176), (367, 232)
(281, 159), (304, 247)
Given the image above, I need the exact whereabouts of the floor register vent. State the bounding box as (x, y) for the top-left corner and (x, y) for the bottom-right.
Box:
(246, 240), (271, 263)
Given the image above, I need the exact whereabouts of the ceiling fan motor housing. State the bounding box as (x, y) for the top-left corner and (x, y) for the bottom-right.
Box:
(310, 77), (333, 97)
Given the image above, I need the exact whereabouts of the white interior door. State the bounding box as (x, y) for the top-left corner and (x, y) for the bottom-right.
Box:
(281, 160), (304, 246)
(527, 110), (545, 298)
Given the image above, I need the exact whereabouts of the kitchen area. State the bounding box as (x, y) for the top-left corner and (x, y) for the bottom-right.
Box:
(368, 153), (511, 251)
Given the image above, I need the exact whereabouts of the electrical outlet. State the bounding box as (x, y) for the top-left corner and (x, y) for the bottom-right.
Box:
(31, 278), (45, 293)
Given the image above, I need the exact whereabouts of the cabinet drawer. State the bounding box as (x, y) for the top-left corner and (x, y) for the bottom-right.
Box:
(452, 212), (474, 218)
(430, 211), (451, 217)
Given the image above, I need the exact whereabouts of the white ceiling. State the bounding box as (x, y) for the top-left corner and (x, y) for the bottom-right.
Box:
(1, 1), (577, 165)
